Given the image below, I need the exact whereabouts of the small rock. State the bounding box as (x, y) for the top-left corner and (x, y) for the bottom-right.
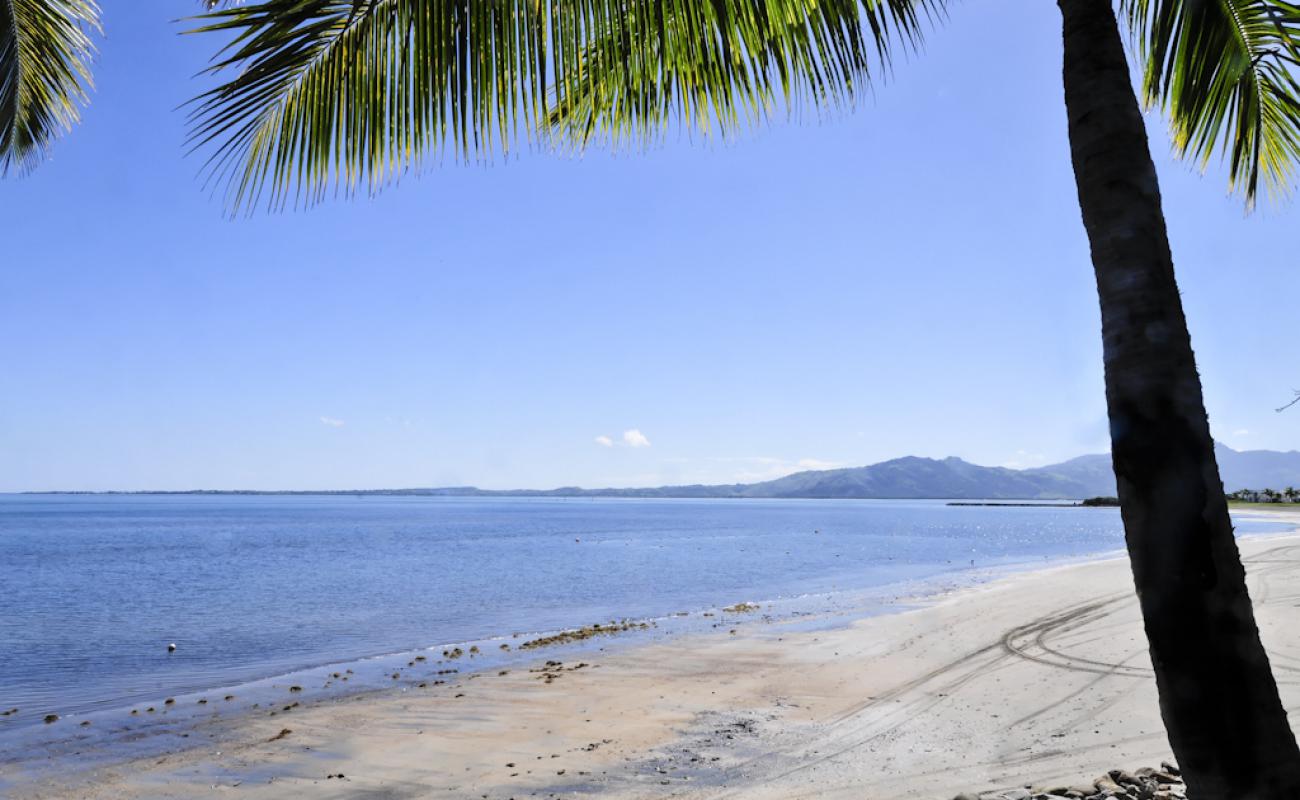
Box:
(1094, 775), (1124, 795)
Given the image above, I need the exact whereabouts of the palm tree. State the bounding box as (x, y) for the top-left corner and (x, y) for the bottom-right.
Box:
(0, 0), (99, 173)
(7, 0), (1300, 794)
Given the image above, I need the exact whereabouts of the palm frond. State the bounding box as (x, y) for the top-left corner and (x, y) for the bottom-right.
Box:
(1124, 0), (1300, 205)
(0, 0), (101, 174)
(546, 0), (943, 149)
(185, 0), (945, 214)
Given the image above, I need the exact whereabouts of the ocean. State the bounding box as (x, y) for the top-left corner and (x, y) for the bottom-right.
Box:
(0, 494), (1283, 766)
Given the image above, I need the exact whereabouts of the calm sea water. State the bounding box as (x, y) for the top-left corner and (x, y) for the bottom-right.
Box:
(0, 494), (1282, 748)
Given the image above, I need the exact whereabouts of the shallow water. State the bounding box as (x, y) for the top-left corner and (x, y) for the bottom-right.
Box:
(0, 495), (1281, 740)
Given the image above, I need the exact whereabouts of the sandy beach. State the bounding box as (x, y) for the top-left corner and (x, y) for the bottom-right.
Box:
(10, 512), (1300, 800)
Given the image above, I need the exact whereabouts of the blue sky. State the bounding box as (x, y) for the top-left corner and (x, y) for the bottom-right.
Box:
(2, 1), (1298, 492)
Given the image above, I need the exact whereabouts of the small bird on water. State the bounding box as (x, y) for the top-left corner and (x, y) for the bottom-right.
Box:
(167, 643), (177, 653)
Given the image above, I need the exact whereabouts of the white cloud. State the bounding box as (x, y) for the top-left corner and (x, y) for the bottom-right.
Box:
(594, 429), (652, 449)
(622, 429), (651, 448)
(1233, 429), (1250, 437)
(319, 416), (345, 428)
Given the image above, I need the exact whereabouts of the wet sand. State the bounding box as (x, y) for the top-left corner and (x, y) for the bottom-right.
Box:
(9, 514), (1300, 800)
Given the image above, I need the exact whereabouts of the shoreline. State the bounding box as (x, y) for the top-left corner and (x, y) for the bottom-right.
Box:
(5, 512), (1300, 799)
(0, 543), (1126, 774)
(0, 495), (1147, 744)
(0, 521), (1149, 743)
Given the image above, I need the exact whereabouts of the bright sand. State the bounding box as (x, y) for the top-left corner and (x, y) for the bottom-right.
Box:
(11, 512), (1300, 800)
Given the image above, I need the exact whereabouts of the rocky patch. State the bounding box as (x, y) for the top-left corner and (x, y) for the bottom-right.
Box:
(954, 763), (1185, 800)
(519, 620), (652, 650)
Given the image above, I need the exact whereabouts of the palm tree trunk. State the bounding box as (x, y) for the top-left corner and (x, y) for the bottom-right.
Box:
(1057, 0), (1300, 795)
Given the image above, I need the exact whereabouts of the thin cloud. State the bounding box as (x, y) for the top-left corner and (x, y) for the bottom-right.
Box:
(622, 429), (651, 448)
(594, 429), (652, 448)
(319, 416), (345, 428)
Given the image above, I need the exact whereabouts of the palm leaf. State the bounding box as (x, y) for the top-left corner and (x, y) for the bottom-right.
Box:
(546, 0), (942, 149)
(543, 0), (941, 146)
(185, 0), (945, 214)
(1124, 0), (1300, 204)
(0, 0), (100, 174)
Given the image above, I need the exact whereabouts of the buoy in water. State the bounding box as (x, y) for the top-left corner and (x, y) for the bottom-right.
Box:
(167, 643), (177, 653)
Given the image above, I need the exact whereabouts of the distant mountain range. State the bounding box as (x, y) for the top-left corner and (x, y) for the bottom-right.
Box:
(447, 443), (1296, 500)
(50, 443), (1300, 500)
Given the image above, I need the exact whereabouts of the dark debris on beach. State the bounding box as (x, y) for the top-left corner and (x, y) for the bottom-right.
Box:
(953, 763), (1185, 800)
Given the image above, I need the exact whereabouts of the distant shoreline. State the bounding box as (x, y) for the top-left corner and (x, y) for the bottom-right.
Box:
(15, 491), (1125, 507)
(947, 501), (1090, 508)
(12, 442), (1300, 501)
(18, 490), (1100, 500)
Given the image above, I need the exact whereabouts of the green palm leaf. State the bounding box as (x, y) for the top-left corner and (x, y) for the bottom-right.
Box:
(1124, 0), (1300, 204)
(544, 0), (942, 149)
(0, 0), (100, 174)
(185, 0), (944, 214)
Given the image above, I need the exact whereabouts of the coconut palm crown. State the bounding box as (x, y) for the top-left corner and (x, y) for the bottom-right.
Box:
(182, 0), (1300, 212)
(4, 1), (1300, 209)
